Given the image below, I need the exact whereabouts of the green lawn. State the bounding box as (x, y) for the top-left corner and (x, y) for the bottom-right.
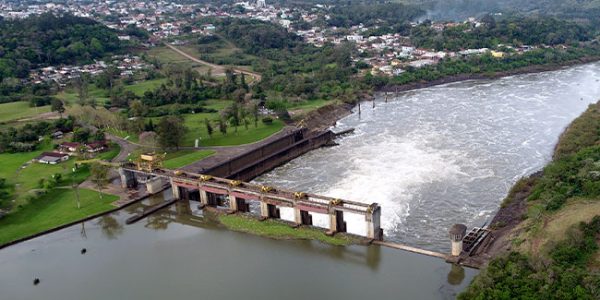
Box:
(57, 79), (167, 105)
(0, 141), (53, 178)
(0, 188), (118, 245)
(219, 214), (357, 246)
(163, 150), (215, 169)
(288, 99), (332, 111)
(1, 142), (120, 207)
(0, 101), (51, 123)
(123, 79), (166, 96)
(182, 113), (284, 147)
(107, 127), (139, 143)
(56, 84), (110, 105)
(147, 46), (198, 66)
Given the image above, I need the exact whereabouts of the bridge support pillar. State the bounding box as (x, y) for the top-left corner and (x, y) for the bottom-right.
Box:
(294, 207), (302, 224)
(170, 178), (180, 199)
(260, 202), (269, 218)
(366, 204), (383, 240)
(294, 208), (312, 226)
(199, 190), (208, 206)
(118, 168), (137, 189)
(329, 210), (346, 234)
(146, 177), (163, 194)
(228, 194), (238, 212)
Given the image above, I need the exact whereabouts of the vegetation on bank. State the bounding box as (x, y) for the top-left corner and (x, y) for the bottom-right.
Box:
(219, 214), (358, 246)
(460, 217), (600, 300)
(0, 188), (118, 246)
(163, 150), (215, 169)
(460, 102), (600, 299)
(367, 46), (600, 88)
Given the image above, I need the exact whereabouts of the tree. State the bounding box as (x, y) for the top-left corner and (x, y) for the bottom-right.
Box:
(93, 130), (105, 141)
(72, 127), (91, 143)
(74, 74), (90, 106)
(204, 118), (213, 138)
(51, 98), (65, 118)
(218, 118), (227, 136)
(251, 103), (259, 128)
(156, 116), (187, 149)
(130, 100), (147, 117)
(90, 162), (109, 200)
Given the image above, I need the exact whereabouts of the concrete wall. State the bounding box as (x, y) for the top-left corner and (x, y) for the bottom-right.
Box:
(201, 129), (335, 181)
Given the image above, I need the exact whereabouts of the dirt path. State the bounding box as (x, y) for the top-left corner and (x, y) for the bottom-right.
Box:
(164, 43), (262, 82)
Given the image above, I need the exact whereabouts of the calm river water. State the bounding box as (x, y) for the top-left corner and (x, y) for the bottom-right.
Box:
(0, 193), (475, 300)
(2, 63), (599, 300)
(254, 62), (600, 251)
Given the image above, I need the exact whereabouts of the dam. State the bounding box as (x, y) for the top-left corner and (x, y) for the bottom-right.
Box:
(1, 62), (599, 300)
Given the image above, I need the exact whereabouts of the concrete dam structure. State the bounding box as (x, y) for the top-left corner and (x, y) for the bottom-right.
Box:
(119, 165), (384, 240)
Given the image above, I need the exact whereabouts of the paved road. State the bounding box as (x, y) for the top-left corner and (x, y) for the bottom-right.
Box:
(107, 134), (138, 163)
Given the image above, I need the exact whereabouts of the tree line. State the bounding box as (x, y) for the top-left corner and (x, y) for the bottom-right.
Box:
(0, 13), (123, 82)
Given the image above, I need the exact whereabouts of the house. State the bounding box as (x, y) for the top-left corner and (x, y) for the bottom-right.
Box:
(36, 152), (69, 164)
(60, 142), (81, 153)
(51, 131), (64, 139)
(86, 141), (107, 153)
(491, 50), (505, 58)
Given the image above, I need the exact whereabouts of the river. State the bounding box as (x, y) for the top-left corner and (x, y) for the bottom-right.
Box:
(254, 62), (600, 251)
(1, 63), (599, 300)
(0, 193), (476, 300)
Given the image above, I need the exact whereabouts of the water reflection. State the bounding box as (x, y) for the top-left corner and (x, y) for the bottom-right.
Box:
(96, 215), (123, 239)
(447, 264), (466, 286)
(0, 198), (476, 300)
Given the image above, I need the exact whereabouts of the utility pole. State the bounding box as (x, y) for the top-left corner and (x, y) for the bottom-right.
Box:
(73, 167), (80, 209)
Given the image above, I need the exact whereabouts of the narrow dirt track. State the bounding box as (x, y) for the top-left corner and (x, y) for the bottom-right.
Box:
(164, 43), (262, 82)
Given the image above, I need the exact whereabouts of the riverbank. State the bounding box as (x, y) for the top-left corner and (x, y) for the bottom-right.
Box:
(379, 55), (600, 93)
(459, 101), (600, 298)
(298, 57), (600, 134)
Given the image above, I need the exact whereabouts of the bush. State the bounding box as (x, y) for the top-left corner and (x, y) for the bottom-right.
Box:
(261, 117), (273, 125)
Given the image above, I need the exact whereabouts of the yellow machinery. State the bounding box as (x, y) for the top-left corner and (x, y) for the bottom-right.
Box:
(135, 152), (166, 172)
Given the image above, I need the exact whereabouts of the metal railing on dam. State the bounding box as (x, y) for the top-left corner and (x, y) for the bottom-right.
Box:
(118, 164), (383, 240)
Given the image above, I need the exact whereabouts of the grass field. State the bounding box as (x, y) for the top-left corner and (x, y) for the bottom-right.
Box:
(0, 101), (51, 123)
(56, 84), (110, 105)
(219, 214), (357, 246)
(107, 127), (139, 143)
(163, 150), (215, 169)
(1, 142), (120, 207)
(147, 46), (192, 65)
(182, 114), (284, 147)
(0, 188), (118, 245)
(57, 79), (166, 105)
(0, 147), (50, 179)
(123, 79), (166, 96)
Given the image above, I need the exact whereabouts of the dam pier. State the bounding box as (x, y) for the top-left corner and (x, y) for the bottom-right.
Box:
(119, 163), (384, 240)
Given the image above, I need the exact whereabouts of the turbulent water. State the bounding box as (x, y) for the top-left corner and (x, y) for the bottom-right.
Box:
(254, 62), (600, 251)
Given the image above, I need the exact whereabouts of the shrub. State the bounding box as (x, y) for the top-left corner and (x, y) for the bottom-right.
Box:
(261, 117), (273, 125)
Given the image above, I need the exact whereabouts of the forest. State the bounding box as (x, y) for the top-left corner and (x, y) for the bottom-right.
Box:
(325, 2), (424, 28)
(410, 16), (593, 51)
(0, 13), (122, 81)
(407, 0), (600, 26)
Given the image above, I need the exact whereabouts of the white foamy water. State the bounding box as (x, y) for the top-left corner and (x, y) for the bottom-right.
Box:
(253, 62), (600, 251)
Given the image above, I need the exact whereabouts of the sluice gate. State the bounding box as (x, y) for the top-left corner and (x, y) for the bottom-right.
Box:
(119, 165), (383, 240)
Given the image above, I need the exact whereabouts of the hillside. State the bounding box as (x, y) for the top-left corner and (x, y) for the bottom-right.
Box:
(405, 0), (600, 25)
(460, 102), (600, 299)
(0, 13), (122, 81)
